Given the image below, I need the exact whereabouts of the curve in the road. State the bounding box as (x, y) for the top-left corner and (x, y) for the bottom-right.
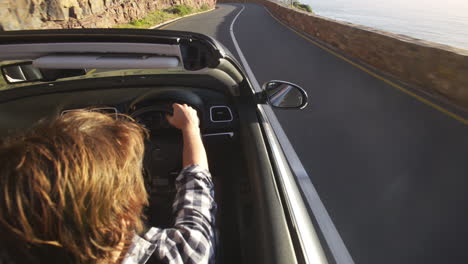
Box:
(261, 7), (468, 125)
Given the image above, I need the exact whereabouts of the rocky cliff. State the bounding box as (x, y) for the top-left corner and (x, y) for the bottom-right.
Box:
(0, 0), (216, 30)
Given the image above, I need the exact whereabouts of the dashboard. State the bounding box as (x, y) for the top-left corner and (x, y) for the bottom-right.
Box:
(58, 87), (237, 135)
(130, 88), (236, 134)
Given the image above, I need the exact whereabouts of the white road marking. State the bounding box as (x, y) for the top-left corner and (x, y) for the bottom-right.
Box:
(229, 5), (262, 92)
(228, 4), (355, 264)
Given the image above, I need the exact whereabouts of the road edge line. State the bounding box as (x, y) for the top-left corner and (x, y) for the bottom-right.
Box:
(263, 6), (468, 125)
(229, 4), (355, 264)
(229, 5), (260, 90)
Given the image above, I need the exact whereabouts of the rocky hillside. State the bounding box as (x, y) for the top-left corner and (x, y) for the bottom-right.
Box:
(0, 0), (216, 30)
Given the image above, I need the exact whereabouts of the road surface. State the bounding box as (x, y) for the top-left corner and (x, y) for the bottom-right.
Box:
(162, 4), (468, 263)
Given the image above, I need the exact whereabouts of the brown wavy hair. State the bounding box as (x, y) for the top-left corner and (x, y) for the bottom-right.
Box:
(0, 110), (148, 263)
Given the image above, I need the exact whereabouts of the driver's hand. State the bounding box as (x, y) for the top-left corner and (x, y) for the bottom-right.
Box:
(166, 103), (200, 131)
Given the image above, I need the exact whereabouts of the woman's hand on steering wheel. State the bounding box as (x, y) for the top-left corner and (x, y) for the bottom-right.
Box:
(166, 103), (200, 132)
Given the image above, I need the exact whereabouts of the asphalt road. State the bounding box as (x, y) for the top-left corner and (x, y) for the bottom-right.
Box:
(163, 4), (468, 264)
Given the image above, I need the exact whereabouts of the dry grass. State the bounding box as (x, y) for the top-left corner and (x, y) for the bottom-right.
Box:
(115, 4), (211, 29)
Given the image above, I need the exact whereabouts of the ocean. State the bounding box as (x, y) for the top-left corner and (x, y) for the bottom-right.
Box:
(302, 0), (468, 50)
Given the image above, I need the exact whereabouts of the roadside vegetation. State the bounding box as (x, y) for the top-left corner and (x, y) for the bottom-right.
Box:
(115, 4), (211, 29)
(291, 1), (313, 13)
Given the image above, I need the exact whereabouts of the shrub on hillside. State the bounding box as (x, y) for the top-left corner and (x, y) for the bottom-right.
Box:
(292, 1), (313, 13)
(166, 5), (194, 16)
(130, 19), (144, 26)
(200, 4), (210, 11)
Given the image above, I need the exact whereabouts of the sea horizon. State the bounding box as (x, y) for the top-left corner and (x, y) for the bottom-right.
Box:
(302, 0), (468, 50)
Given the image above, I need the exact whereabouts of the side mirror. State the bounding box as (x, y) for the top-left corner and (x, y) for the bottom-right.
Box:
(1, 61), (87, 84)
(257, 80), (308, 109)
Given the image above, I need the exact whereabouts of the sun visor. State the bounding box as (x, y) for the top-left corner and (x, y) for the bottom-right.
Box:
(33, 55), (180, 69)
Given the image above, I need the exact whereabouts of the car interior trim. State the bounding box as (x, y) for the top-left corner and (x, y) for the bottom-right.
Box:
(202, 132), (234, 137)
(235, 90), (298, 264)
(0, 43), (183, 61)
(195, 69), (240, 96)
(209, 105), (234, 122)
(33, 55), (181, 69)
(216, 58), (245, 84)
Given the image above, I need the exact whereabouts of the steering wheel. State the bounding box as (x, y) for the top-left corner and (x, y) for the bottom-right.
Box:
(129, 89), (204, 132)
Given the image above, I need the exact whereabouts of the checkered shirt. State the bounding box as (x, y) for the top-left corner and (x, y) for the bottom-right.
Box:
(122, 164), (216, 264)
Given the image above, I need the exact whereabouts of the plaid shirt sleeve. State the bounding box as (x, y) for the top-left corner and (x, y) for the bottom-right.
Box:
(122, 164), (217, 264)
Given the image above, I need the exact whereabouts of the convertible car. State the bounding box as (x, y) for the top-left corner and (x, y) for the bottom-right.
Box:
(0, 29), (328, 264)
